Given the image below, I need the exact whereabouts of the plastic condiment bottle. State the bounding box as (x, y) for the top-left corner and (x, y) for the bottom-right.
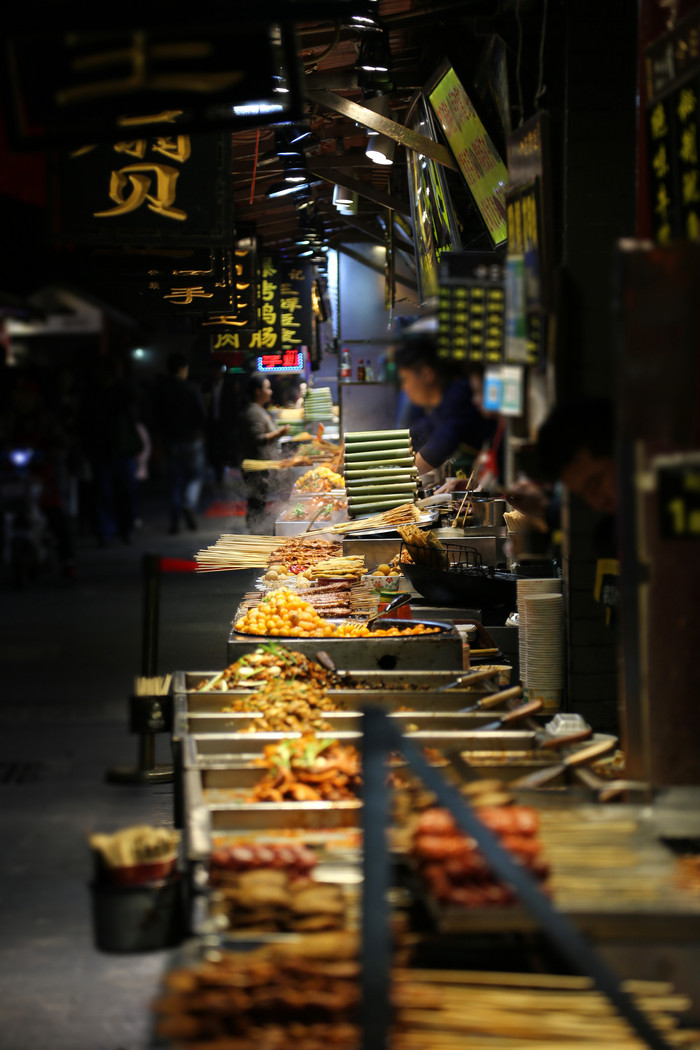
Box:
(340, 347), (352, 381)
(357, 358), (365, 381)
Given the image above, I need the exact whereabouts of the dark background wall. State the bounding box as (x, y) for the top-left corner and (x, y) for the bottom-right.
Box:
(555, 0), (639, 732)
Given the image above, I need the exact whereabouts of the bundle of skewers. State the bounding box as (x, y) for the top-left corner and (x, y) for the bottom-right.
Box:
(195, 534), (283, 571)
(311, 501), (422, 536)
(152, 934), (700, 1050)
(240, 454), (317, 472)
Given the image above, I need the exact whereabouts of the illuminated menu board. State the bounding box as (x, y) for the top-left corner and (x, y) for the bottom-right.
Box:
(428, 64), (508, 247)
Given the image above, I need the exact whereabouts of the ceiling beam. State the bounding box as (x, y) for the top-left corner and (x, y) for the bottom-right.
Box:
(305, 89), (458, 171)
(307, 166), (411, 216)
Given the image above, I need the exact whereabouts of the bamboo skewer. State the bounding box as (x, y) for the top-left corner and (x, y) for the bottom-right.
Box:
(134, 674), (172, 695)
(310, 502), (422, 535)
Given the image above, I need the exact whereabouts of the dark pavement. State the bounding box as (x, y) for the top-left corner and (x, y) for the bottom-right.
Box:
(0, 478), (257, 1050)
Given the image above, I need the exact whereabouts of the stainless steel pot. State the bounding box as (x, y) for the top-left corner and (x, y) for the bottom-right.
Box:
(468, 498), (507, 527)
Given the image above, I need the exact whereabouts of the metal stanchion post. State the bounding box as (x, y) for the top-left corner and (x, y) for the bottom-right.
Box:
(106, 553), (174, 785)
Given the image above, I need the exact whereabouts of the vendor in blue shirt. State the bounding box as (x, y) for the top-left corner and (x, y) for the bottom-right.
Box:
(395, 336), (494, 477)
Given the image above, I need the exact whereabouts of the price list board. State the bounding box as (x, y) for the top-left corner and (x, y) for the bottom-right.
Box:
(658, 463), (700, 539)
(644, 9), (700, 243)
(436, 256), (505, 364)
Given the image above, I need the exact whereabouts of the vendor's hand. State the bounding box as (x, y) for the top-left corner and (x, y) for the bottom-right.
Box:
(280, 424), (291, 436)
(436, 477), (468, 494)
(505, 479), (548, 517)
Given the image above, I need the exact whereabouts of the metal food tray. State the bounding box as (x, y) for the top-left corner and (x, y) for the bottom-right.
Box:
(415, 800), (700, 941)
(176, 668), (504, 696)
(183, 729), (538, 767)
(184, 767), (362, 860)
(191, 861), (363, 938)
(176, 710), (529, 735)
(226, 622), (463, 671)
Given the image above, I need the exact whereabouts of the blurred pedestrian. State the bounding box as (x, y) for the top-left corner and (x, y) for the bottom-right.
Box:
(79, 356), (142, 546)
(241, 373), (289, 532)
(152, 353), (207, 534)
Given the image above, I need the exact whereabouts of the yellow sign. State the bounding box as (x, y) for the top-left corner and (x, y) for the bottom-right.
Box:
(429, 67), (508, 245)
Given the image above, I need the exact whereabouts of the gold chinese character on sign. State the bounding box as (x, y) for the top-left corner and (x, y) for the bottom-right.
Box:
(212, 332), (240, 349)
(261, 302), (277, 326)
(655, 183), (672, 221)
(163, 286), (214, 304)
(682, 169), (700, 205)
(678, 87), (697, 123)
(680, 123), (698, 165)
(261, 279), (276, 302)
(649, 102), (668, 140)
(202, 315), (247, 326)
(113, 140), (148, 159)
(652, 143), (670, 180)
(686, 210), (700, 240)
(151, 135), (191, 164)
(56, 35), (245, 105)
(94, 164), (187, 220)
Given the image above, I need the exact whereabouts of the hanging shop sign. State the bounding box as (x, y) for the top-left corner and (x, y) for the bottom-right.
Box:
(207, 255), (312, 356)
(57, 115), (233, 246)
(257, 349), (305, 373)
(203, 233), (259, 335)
(1, 14), (303, 148)
(505, 112), (553, 366)
(644, 8), (700, 243)
(404, 92), (462, 305)
(427, 62), (508, 248)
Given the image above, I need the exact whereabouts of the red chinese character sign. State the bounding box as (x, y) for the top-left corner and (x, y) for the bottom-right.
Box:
(257, 350), (305, 373)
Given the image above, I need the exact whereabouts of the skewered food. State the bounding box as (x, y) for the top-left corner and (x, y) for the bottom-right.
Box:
(397, 523), (446, 565)
(210, 841), (318, 878)
(268, 536), (343, 569)
(153, 942), (695, 1050)
(412, 806), (549, 907)
(249, 735), (362, 802)
(306, 555), (365, 580)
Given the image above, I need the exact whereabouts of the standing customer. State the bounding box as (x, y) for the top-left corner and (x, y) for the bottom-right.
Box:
(241, 373), (289, 532)
(153, 353), (207, 534)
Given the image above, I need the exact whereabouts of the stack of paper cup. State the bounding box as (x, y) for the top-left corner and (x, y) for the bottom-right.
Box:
(517, 579), (563, 711)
